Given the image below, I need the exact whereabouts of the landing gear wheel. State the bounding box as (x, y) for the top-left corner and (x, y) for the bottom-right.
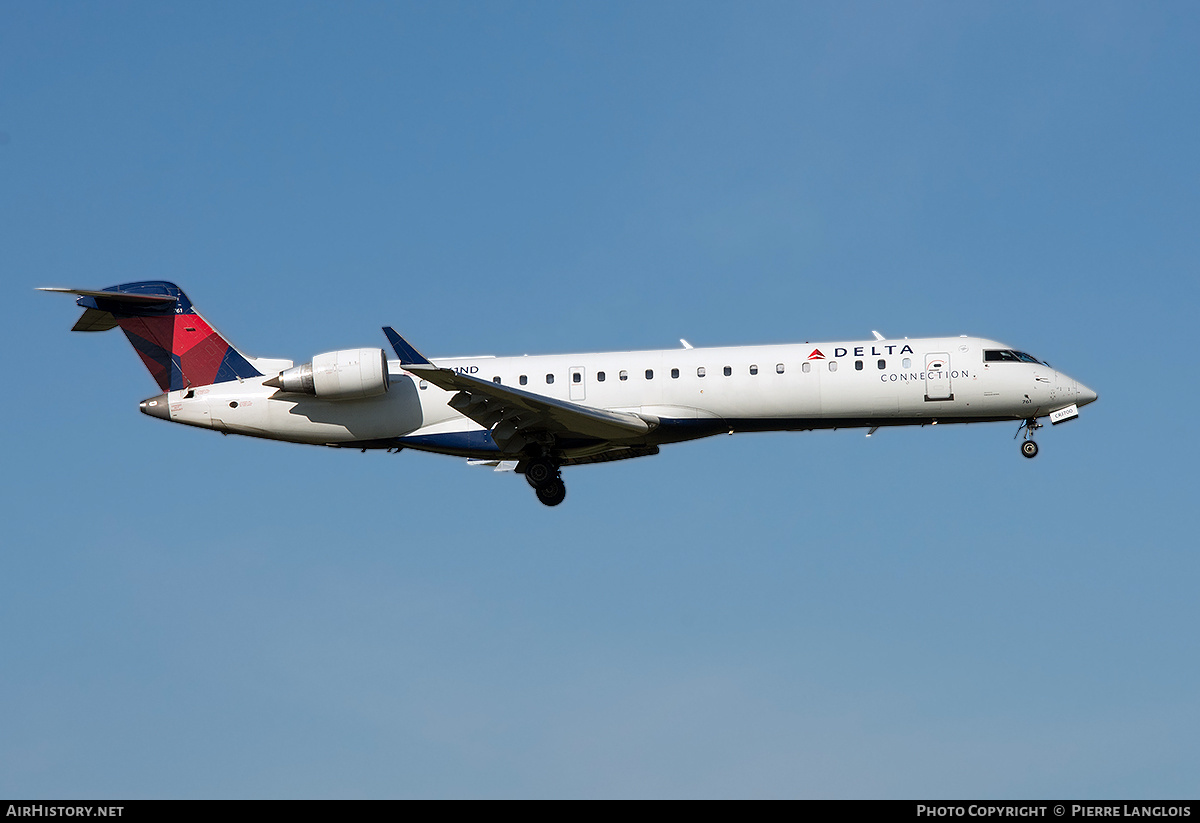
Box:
(535, 480), (567, 507)
(1015, 418), (1042, 459)
(525, 458), (556, 488)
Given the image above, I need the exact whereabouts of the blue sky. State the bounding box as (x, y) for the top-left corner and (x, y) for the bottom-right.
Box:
(3, 1), (1199, 798)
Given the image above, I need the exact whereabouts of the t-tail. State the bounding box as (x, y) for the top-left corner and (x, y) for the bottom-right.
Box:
(40, 281), (261, 391)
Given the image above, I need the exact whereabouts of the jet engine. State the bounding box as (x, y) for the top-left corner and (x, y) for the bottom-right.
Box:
(264, 348), (389, 400)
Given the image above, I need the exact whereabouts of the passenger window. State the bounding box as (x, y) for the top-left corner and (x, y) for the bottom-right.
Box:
(855, 360), (863, 371)
(572, 372), (581, 383)
(902, 358), (911, 369)
(597, 371), (606, 382)
(802, 362), (811, 373)
(877, 359), (886, 370)
(419, 380), (428, 390)
(776, 363), (785, 374)
(619, 370), (628, 381)
(697, 367), (706, 378)
(519, 375), (528, 386)
(723, 366), (732, 377)
(750, 365), (758, 375)
(671, 368), (679, 379)
(829, 361), (838, 372)
(645, 369), (654, 380)
(493, 376), (501, 384)
(546, 374), (554, 384)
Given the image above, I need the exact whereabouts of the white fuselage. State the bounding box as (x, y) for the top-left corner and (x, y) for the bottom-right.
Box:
(154, 335), (1096, 459)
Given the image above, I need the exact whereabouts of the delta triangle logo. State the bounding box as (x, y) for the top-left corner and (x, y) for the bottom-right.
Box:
(807, 348), (826, 360)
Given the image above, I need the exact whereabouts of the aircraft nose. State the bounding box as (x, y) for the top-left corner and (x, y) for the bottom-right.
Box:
(140, 393), (170, 420)
(1076, 382), (1098, 407)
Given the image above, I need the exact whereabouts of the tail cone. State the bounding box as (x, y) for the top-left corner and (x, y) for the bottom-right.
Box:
(139, 393), (170, 420)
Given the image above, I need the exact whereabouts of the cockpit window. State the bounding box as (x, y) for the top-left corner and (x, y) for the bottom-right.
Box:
(984, 349), (1043, 365)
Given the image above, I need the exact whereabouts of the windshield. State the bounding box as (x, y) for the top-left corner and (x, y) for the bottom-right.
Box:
(984, 349), (1044, 365)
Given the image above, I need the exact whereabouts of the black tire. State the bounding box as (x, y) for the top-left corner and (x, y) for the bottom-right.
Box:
(536, 480), (567, 507)
(1021, 440), (1039, 458)
(525, 458), (555, 487)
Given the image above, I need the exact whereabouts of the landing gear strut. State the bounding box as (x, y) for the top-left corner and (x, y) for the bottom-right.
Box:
(523, 457), (566, 506)
(1016, 418), (1042, 458)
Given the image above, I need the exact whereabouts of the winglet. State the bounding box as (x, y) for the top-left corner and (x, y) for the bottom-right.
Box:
(382, 327), (432, 366)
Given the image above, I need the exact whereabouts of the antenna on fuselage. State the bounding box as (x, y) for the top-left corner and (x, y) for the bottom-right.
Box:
(872, 331), (885, 341)
(680, 339), (694, 349)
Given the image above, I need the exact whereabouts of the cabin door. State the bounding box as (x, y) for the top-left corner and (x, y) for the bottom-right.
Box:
(924, 352), (953, 401)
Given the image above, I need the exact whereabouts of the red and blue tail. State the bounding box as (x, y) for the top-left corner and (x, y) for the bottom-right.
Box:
(42, 281), (261, 392)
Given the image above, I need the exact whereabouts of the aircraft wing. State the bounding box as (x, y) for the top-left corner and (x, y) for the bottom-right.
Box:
(384, 327), (653, 450)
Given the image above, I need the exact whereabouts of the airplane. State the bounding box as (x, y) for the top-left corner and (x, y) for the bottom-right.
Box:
(42, 281), (1097, 506)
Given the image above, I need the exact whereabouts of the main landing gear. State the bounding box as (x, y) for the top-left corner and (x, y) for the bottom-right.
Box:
(524, 457), (566, 507)
(1016, 418), (1042, 458)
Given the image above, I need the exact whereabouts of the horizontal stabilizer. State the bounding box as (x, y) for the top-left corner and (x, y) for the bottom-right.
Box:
(39, 287), (177, 306)
(70, 307), (120, 332)
(42, 285), (179, 332)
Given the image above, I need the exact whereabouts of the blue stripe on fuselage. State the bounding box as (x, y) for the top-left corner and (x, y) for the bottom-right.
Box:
(396, 429), (502, 456)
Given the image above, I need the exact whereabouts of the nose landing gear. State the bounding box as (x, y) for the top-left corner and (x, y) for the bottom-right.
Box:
(1016, 418), (1042, 458)
(523, 456), (567, 506)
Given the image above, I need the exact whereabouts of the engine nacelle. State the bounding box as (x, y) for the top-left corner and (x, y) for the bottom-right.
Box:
(265, 348), (389, 400)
